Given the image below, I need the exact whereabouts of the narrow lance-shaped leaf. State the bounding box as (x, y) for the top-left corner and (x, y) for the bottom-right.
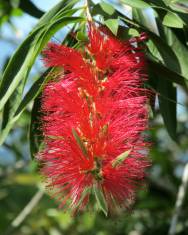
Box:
(72, 128), (88, 157)
(1, 17), (78, 132)
(14, 24), (80, 118)
(147, 56), (187, 87)
(0, 0), (81, 112)
(14, 69), (51, 117)
(29, 95), (43, 159)
(112, 149), (132, 168)
(33, 0), (78, 29)
(131, 8), (188, 81)
(0, 63), (26, 145)
(0, 16), (83, 145)
(93, 184), (108, 216)
(19, 0), (44, 18)
(72, 187), (91, 210)
(121, 0), (150, 9)
(163, 26), (188, 80)
(0, 80), (25, 145)
(157, 76), (177, 141)
(1, 58), (11, 130)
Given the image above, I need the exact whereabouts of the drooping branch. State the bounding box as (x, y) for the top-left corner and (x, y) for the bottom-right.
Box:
(168, 163), (188, 235)
(4, 189), (44, 235)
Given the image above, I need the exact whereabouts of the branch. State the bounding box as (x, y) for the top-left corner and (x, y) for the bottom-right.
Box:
(4, 189), (44, 235)
(168, 163), (188, 235)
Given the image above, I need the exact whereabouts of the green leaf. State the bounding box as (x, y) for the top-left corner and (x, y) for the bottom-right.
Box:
(0, 0), (83, 144)
(1, 58), (11, 130)
(148, 56), (179, 141)
(118, 9), (188, 95)
(147, 57), (186, 86)
(1, 100), (10, 131)
(73, 187), (91, 210)
(19, 0), (44, 18)
(132, 11), (181, 72)
(104, 18), (119, 35)
(157, 78), (177, 141)
(149, 0), (172, 11)
(121, 0), (151, 8)
(132, 7), (159, 33)
(0, 29), (40, 112)
(162, 0), (173, 5)
(14, 26), (78, 119)
(76, 31), (88, 42)
(14, 69), (51, 117)
(148, 0), (188, 24)
(100, 1), (115, 15)
(163, 11), (184, 28)
(170, 1), (188, 13)
(0, 74), (26, 145)
(128, 28), (140, 37)
(112, 149), (132, 168)
(173, 0), (188, 4)
(0, 16), (83, 145)
(131, 8), (188, 81)
(35, 0), (78, 28)
(125, 7), (184, 141)
(0, 0), (81, 112)
(91, 2), (119, 19)
(164, 27), (188, 80)
(93, 184), (108, 216)
(72, 128), (88, 157)
(29, 95), (43, 159)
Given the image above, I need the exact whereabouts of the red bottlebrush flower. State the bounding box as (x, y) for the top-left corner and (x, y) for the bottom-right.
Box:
(38, 24), (150, 214)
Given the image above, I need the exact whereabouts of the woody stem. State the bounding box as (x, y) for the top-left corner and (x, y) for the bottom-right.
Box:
(85, 0), (92, 22)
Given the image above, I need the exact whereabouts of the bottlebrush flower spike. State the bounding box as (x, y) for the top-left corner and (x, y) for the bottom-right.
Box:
(38, 23), (150, 215)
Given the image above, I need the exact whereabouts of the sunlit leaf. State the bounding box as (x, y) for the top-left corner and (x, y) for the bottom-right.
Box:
(163, 11), (184, 28)
(104, 18), (119, 35)
(0, 4), (83, 144)
(121, 0), (150, 8)
(0, 0), (82, 111)
(100, 1), (115, 15)
(112, 149), (131, 168)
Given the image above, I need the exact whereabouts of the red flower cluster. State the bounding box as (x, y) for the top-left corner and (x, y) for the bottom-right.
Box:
(39, 24), (150, 214)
